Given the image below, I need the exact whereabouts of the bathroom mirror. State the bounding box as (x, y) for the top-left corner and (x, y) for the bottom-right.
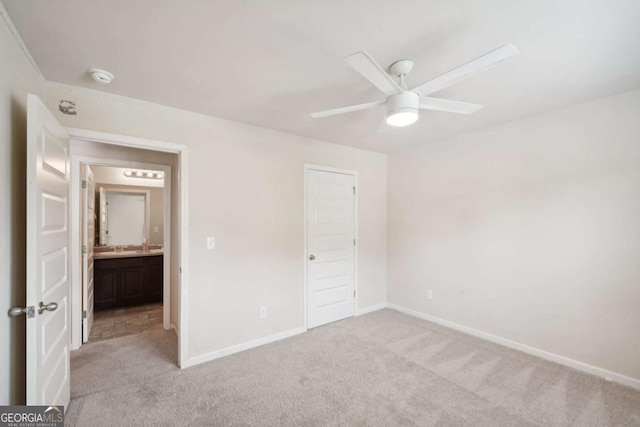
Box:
(99, 187), (151, 246)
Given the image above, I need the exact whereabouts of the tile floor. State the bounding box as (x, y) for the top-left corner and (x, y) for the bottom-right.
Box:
(89, 303), (164, 342)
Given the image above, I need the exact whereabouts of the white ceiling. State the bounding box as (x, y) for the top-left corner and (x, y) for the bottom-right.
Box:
(3, 0), (640, 152)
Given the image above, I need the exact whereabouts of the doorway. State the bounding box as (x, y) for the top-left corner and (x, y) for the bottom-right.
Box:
(21, 95), (189, 407)
(79, 163), (169, 344)
(67, 129), (189, 368)
(305, 165), (358, 329)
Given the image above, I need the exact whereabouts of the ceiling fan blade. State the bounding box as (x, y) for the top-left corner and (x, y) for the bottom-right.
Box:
(418, 97), (483, 114)
(310, 100), (385, 118)
(412, 44), (519, 96)
(344, 51), (404, 97)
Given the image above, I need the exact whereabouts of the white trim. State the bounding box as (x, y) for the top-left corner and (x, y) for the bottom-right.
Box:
(178, 148), (189, 368)
(303, 164), (359, 330)
(387, 303), (640, 391)
(67, 128), (189, 368)
(356, 302), (387, 316)
(0, 3), (45, 79)
(183, 327), (306, 369)
(162, 167), (172, 331)
(170, 323), (179, 337)
(66, 128), (186, 153)
(70, 159), (82, 349)
(303, 167), (308, 331)
(305, 164), (358, 176)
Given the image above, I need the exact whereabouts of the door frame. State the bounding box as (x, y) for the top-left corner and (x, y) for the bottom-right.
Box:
(80, 164), (96, 344)
(72, 158), (169, 345)
(303, 164), (358, 331)
(67, 128), (189, 368)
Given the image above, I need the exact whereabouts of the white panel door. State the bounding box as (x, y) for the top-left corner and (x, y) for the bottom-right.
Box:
(307, 169), (356, 329)
(82, 165), (95, 343)
(26, 94), (71, 407)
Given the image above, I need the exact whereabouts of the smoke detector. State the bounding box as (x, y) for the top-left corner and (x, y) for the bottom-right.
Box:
(88, 68), (114, 84)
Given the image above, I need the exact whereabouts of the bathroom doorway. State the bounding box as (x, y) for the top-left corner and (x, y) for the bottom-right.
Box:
(83, 164), (169, 344)
(69, 137), (180, 357)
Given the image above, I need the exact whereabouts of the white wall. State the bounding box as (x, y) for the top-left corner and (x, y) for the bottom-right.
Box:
(46, 83), (388, 361)
(388, 89), (640, 381)
(0, 8), (45, 404)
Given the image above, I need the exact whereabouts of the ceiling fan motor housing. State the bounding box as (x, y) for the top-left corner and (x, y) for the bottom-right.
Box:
(387, 91), (419, 115)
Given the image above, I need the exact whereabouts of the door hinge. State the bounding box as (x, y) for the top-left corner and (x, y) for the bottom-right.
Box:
(352, 186), (356, 194)
(353, 290), (356, 298)
(82, 310), (87, 319)
(179, 267), (182, 274)
(81, 180), (87, 189)
(82, 245), (87, 255)
(353, 239), (356, 246)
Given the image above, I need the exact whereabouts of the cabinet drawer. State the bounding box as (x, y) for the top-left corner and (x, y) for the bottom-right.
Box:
(95, 256), (144, 270)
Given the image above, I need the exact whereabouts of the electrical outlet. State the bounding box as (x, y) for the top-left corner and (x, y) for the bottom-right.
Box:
(259, 306), (267, 319)
(426, 290), (433, 300)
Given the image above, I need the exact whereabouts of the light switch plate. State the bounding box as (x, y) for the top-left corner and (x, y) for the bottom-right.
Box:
(206, 237), (215, 250)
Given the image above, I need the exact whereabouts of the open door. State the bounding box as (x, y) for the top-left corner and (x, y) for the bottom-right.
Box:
(26, 94), (71, 407)
(82, 165), (95, 343)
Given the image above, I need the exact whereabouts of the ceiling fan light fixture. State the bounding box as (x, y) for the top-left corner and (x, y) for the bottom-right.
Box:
(310, 45), (519, 128)
(386, 92), (419, 127)
(386, 109), (419, 127)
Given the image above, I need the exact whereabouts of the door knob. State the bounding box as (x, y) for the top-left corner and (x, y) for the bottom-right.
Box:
(38, 302), (58, 315)
(8, 306), (35, 318)
(309, 254), (315, 261)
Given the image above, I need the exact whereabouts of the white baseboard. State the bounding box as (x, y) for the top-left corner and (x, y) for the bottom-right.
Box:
(183, 326), (306, 369)
(169, 323), (178, 337)
(387, 303), (640, 391)
(356, 302), (388, 316)
(181, 304), (388, 369)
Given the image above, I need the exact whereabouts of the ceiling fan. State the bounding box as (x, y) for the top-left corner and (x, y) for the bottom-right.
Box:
(310, 44), (519, 127)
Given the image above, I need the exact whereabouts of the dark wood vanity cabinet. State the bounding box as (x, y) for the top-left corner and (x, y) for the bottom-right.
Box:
(94, 255), (163, 310)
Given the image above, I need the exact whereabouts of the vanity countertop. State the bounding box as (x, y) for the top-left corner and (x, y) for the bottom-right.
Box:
(94, 249), (164, 259)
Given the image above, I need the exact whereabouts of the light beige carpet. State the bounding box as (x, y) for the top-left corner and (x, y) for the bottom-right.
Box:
(66, 309), (640, 426)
